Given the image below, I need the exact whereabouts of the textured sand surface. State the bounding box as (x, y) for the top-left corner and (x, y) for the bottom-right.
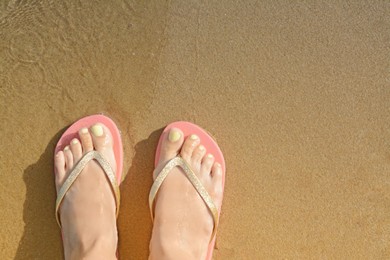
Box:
(0, 1), (389, 259)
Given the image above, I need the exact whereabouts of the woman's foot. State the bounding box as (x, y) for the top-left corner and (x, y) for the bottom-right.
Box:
(149, 128), (224, 260)
(54, 124), (118, 260)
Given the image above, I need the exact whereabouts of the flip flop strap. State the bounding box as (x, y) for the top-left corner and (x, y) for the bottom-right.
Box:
(149, 156), (219, 241)
(55, 150), (120, 228)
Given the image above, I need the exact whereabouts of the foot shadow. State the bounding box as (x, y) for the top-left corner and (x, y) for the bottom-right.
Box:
(15, 127), (162, 259)
(118, 128), (162, 259)
(14, 128), (66, 259)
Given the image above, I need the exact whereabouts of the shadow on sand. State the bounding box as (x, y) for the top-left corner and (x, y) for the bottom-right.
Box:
(15, 126), (163, 259)
(15, 128), (66, 259)
(118, 128), (162, 259)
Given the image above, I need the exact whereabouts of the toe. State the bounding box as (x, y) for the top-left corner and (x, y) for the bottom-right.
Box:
(201, 153), (215, 175)
(192, 144), (206, 164)
(70, 138), (82, 161)
(180, 134), (200, 161)
(211, 162), (224, 206)
(211, 162), (223, 184)
(90, 123), (112, 151)
(159, 127), (184, 163)
(79, 127), (93, 153)
(154, 128), (184, 180)
(63, 146), (74, 171)
(54, 151), (66, 189)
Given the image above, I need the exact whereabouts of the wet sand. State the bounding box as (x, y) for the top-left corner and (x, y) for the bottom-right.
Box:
(1, 0), (389, 259)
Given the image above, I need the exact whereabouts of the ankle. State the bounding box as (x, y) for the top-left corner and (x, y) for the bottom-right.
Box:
(149, 232), (203, 260)
(64, 232), (118, 260)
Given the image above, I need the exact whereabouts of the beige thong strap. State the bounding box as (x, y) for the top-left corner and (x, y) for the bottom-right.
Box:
(149, 156), (219, 241)
(55, 150), (120, 228)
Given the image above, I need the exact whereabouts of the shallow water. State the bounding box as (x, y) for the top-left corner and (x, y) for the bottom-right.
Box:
(1, 0), (389, 259)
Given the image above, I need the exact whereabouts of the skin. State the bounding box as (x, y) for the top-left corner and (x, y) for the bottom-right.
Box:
(149, 128), (224, 260)
(54, 124), (118, 260)
(54, 124), (224, 260)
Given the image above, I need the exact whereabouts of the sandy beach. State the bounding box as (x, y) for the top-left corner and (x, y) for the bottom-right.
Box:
(1, 0), (389, 258)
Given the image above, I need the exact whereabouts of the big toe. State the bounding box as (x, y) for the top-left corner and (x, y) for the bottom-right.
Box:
(90, 123), (113, 151)
(157, 127), (184, 168)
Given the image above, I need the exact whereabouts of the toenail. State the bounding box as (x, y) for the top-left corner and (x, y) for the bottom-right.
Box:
(71, 139), (79, 145)
(215, 162), (221, 168)
(91, 124), (103, 137)
(207, 154), (213, 158)
(168, 129), (181, 142)
(80, 128), (88, 134)
(190, 134), (198, 140)
(199, 145), (205, 151)
(64, 146), (70, 151)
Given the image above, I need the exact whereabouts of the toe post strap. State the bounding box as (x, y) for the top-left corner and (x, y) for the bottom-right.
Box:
(149, 156), (219, 241)
(55, 150), (120, 228)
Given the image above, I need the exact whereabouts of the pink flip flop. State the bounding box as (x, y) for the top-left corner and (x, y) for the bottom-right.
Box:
(54, 114), (123, 179)
(151, 121), (226, 260)
(54, 114), (123, 249)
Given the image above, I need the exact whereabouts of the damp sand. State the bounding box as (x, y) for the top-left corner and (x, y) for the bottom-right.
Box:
(1, 1), (389, 259)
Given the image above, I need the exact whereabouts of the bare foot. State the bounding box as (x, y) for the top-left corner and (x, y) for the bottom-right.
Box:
(149, 128), (224, 260)
(54, 124), (118, 260)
